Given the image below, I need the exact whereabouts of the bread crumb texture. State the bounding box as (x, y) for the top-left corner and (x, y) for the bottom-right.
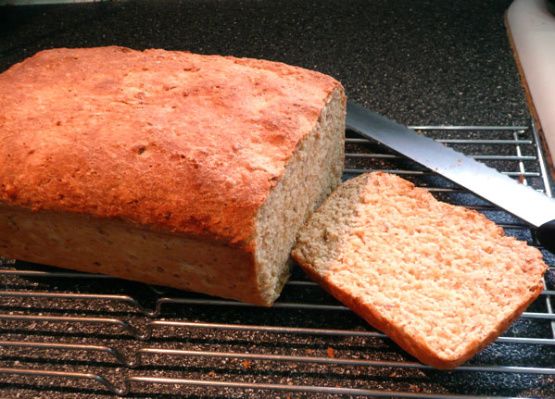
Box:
(293, 172), (547, 368)
(0, 46), (341, 248)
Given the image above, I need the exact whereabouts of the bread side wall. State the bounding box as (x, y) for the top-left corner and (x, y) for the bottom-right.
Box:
(0, 205), (263, 304)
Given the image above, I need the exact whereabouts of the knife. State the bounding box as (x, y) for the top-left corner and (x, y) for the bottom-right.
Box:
(346, 101), (555, 253)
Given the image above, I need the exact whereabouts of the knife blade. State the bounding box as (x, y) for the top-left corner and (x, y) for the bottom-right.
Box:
(346, 100), (555, 253)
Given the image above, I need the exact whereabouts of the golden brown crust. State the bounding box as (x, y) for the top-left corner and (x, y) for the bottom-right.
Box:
(0, 46), (342, 249)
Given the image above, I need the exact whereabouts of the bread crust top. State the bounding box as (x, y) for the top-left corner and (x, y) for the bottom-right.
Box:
(0, 46), (342, 248)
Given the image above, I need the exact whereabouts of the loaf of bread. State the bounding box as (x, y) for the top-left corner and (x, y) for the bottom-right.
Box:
(292, 172), (547, 368)
(0, 46), (346, 306)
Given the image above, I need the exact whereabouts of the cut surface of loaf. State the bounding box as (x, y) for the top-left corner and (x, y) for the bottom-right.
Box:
(292, 172), (547, 368)
(0, 46), (346, 305)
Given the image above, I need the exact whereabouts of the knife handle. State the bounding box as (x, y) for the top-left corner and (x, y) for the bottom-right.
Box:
(537, 220), (555, 253)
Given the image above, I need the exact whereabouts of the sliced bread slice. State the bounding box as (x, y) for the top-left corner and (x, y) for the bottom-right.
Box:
(292, 171), (547, 369)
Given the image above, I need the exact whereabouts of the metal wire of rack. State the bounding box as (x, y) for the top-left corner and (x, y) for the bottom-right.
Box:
(0, 123), (554, 398)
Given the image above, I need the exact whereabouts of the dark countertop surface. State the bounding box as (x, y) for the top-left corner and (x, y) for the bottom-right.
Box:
(1, 1), (554, 398)
(1, 0), (529, 126)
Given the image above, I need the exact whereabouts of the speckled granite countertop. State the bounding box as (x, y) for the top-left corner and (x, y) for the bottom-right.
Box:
(2, 1), (554, 398)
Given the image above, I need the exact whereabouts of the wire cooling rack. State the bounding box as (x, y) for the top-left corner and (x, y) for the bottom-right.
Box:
(0, 122), (554, 398)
